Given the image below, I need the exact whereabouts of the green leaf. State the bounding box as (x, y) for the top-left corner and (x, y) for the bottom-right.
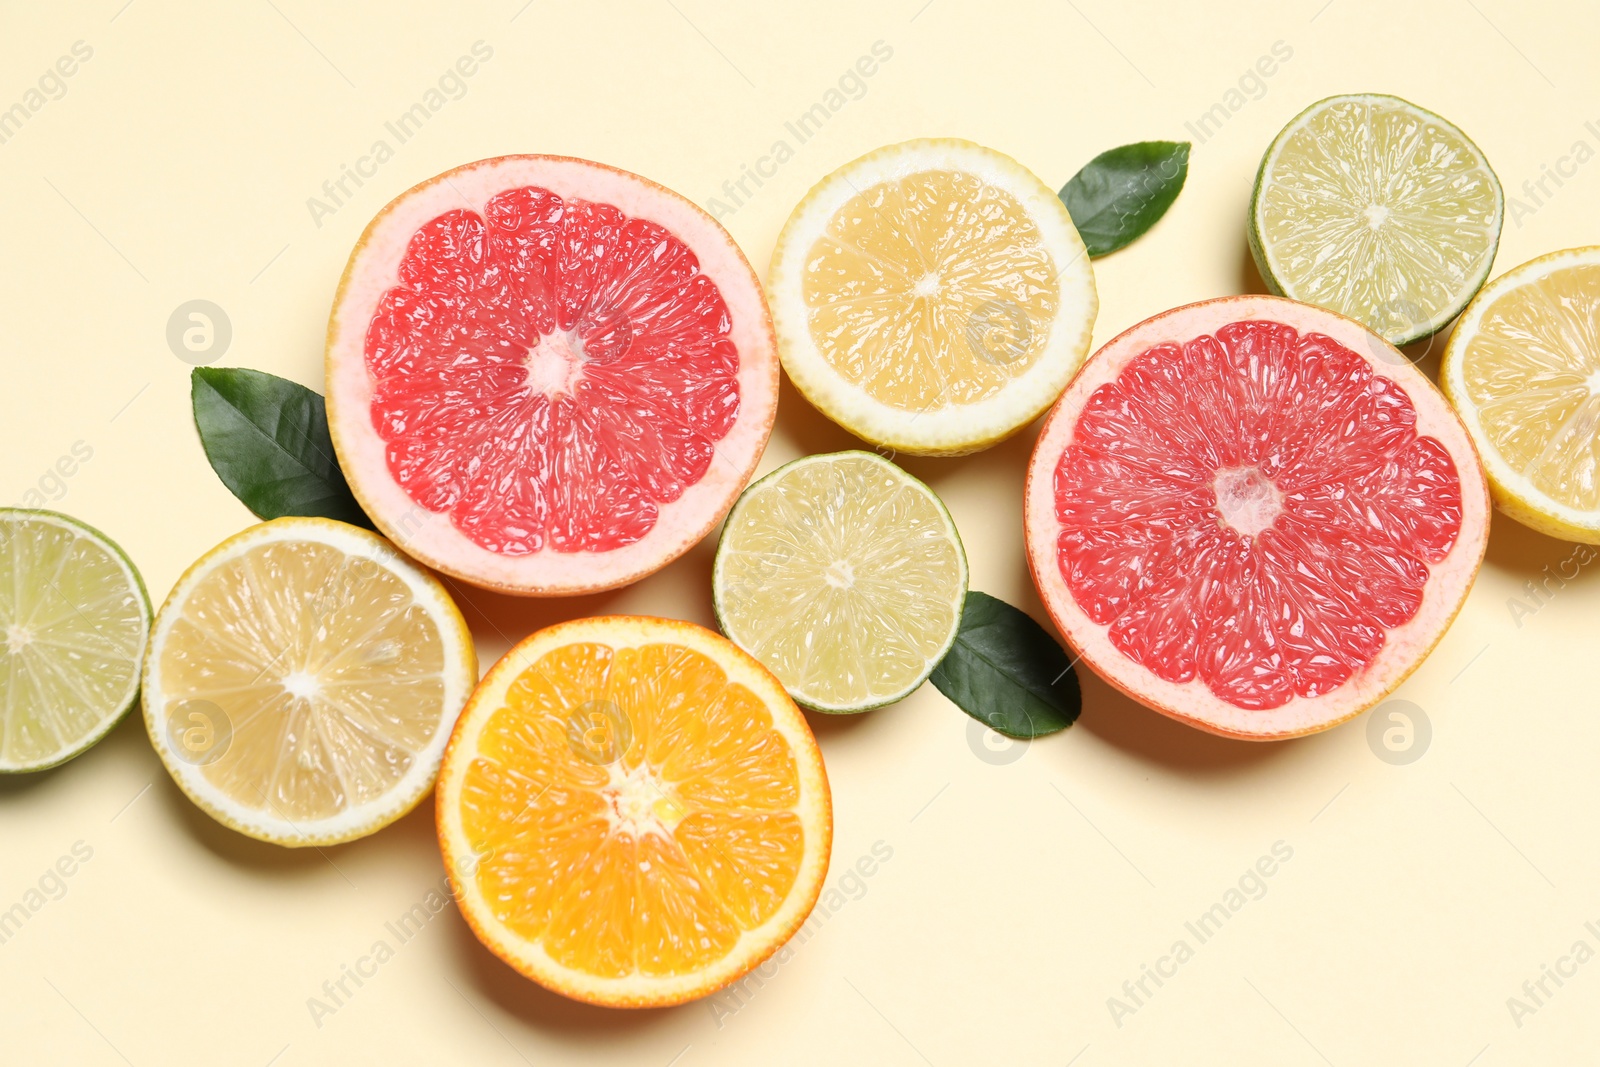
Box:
(929, 591), (1081, 739)
(1059, 140), (1190, 257)
(191, 367), (372, 529)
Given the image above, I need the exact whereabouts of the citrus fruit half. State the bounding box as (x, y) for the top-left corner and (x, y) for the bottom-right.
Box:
(1442, 246), (1600, 543)
(769, 138), (1097, 455)
(325, 155), (778, 596)
(1249, 94), (1503, 346)
(713, 451), (967, 713)
(436, 616), (831, 1008)
(1025, 296), (1489, 740)
(143, 517), (477, 846)
(0, 510), (150, 773)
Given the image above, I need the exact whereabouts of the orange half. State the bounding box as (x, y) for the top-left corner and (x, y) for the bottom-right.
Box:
(436, 616), (831, 1007)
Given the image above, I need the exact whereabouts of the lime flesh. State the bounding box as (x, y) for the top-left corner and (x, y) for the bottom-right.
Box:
(713, 451), (967, 713)
(0, 510), (149, 772)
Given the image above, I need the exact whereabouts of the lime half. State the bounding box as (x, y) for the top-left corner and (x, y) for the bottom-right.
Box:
(0, 509), (150, 772)
(713, 451), (967, 713)
(1249, 93), (1503, 346)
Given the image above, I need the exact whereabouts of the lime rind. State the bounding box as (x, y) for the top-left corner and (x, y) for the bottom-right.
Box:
(712, 450), (968, 714)
(1249, 93), (1504, 347)
(0, 508), (151, 773)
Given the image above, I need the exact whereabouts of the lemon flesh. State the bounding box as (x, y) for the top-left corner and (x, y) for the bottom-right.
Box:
(0, 510), (149, 772)
(803, 169), (1061, 409)
(1251, 94), (1502, 345)
(713, 451), (967, 712)
(1443, 248), (1600, 542)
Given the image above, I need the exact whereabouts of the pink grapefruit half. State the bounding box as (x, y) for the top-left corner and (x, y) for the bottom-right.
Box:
(1025, 296), (1490, 740)
(326, 156), (778, 596)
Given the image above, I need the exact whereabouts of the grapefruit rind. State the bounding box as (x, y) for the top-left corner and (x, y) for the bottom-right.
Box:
(1441, 246), (1600, 544)
(1024, 295), (1490, 740)
(769, 139), (1098, 456)
(435, 615), (832, 1008)
(0, 509), (151, 774)
(711, 450), (969, 714)
(142, 517), (477, 846)
(325, 155), (779, 596)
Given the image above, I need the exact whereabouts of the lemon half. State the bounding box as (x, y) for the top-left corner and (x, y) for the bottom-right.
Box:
(1442, 246), (1600, 543)
(143, 517), (477, 845)
(769, 139), (1097, 456)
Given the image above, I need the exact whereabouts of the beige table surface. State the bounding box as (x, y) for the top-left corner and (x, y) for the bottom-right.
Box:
(3, 1), (1598, 1063)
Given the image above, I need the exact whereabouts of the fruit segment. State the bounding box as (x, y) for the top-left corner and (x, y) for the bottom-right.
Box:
(1053, 321), (1463, 710)
(456, 640), (807, 980)
(365, 188), (741, 556)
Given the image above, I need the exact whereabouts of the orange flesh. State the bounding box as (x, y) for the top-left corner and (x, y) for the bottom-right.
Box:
(459, 642), (805, 978)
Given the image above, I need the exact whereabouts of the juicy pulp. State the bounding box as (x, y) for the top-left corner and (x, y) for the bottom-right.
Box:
(1054, 320), (1464, 710)
(800, 169), (1060, 411)
(458, 640), (806, 977)
(366, 187), (742, 555)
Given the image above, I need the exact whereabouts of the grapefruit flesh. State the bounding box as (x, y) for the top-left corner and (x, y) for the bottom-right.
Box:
(1025, 296), (1489, 739)
(326, 156), (778, 595)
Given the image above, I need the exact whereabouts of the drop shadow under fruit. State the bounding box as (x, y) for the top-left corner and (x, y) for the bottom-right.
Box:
(1482, 508), (1598, 584)
(152, 760), (435, 880)
(1238, 238), (1271, 296)
(1073, 666), (1299, 773)
(770, 372), (868, 461)
(441, 909), (690, 1035)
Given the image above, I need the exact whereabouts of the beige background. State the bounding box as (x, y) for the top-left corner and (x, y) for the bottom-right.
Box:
(2, 1), (1597, 1063)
